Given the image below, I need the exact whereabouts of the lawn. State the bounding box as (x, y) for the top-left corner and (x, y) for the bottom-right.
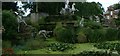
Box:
(16, 38), (105, 54)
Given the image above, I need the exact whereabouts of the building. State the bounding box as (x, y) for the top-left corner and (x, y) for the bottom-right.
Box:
(104, 5), (120, 20)
(103, 5), (120, 28)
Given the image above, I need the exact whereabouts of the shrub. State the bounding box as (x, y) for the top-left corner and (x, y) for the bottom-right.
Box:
(53, 22), (76, 43)
(38, 17), (46, 24)
(53, 22), (63, 38)
(84, 21), (102, 29)
(2, 40), (12, 48)
(2, 10), (18, 40)
(47, 43), (75, 51)
(115, 18), (120, 27)
(77, 32), (87, 43)
(94, 42), (120, 54)
(77, 28), (106, 43)
(117, 29), (120, 40)
(23, 39), (46, 50)
(105, 28), (118, 41)
(90, 29), (106, 42)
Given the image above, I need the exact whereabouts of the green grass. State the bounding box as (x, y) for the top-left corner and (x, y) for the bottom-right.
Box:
(16, 43), (97, 54)
(15, 38), (119, 54)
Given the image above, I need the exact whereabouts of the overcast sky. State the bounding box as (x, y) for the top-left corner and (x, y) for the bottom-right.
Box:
(87, 0), (120, 11)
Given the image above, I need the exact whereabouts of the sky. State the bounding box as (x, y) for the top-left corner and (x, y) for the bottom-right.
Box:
(87, 0), (120, 11)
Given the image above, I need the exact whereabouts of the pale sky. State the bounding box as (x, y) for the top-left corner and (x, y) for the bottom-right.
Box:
(87, 0), (120, 11)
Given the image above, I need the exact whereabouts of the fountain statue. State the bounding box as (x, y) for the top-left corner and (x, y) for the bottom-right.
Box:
(65, 0), (70, 9)
(60, 0), (79, 15)
(79, 17), (84, 27)
(38, 30), (52, 40)
(71, 3), (79, 14)
(15, 0), (33, 32)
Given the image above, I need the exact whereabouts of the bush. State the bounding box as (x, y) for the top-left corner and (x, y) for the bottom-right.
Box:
(94, 42), (120, 51)
(105, 28), (118, 41)
(53, 22), (63, 38)
(38, 17), (46, 24)
(115, 18), (120, 27)
(2, 10), (18, 40)
(2, 40), (12, 48)
(77, 28), (106, 43)
(47, 43), (75, 51)
(90, 29), (106, 42)
(54, 22), (76, 43)
(117, 29), (120, 40)
(23, 39), (46, 50)
(84, 21), (102, 29)
(77, 32), (87, 43)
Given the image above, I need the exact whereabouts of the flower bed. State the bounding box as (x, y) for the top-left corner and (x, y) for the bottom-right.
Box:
(74, 51), (111, 56)
(47, 43), (75, 51)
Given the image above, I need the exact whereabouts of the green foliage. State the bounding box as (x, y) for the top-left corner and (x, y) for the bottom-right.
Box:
(105, 28), (118, 41)
(2, 40), (12, 48)
(115, 18), (120, 26)
(76, 2), (103, 16)
(38, 17), (46, 24)
(26, 18), (32, 25)
(77, 28), (106, 43)
(94, 42), (120, 51)
(74, 51), (111, 56)
(33, 2), (103, 16)
(34, 2), (64, 15)
(2, 10), (18, 40)
(24, 39), (46, 50)
(54, 22), (76, 43)
(84, 21), (102, 29)
(77, 32), (87, 43)
(47, 43), (74, 51)
(87, 29), (106, 42)
(117, 29), (120, 40)
(53, 22), (63, 37)
(113, 3), (120, 10)
(45, 15), (77, 22)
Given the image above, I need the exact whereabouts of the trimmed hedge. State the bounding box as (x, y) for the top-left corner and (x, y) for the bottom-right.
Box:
(77, 28), (120, 43)
(105, 28), (118, 41)
(54, 22), (76, 43)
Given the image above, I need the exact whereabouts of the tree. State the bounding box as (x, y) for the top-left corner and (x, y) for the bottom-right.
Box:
(76, 2), (103, 17)
(2, 2), (17, 11)
(113, 3), (120, 10)
(2, 10), (18, 40)
(32, 2), (64, 15)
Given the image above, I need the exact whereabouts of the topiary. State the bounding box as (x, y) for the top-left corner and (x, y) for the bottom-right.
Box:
(77, 32), (87, 43)
(53, 22), (76, 43)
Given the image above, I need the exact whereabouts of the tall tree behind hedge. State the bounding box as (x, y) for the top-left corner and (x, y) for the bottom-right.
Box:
(2, 10), (18, 40)
(76, 2), (103, 17)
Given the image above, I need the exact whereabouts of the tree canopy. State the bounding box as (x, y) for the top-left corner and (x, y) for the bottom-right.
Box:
(33, 2), (103, 16)
(2, 10), (18, 40)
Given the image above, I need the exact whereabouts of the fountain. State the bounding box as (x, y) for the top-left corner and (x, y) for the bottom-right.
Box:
(60, 0), (79, 15)
(15, 0), (33, 32)
(79, 17), (84, 27)
(37, 30), (52, 40)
